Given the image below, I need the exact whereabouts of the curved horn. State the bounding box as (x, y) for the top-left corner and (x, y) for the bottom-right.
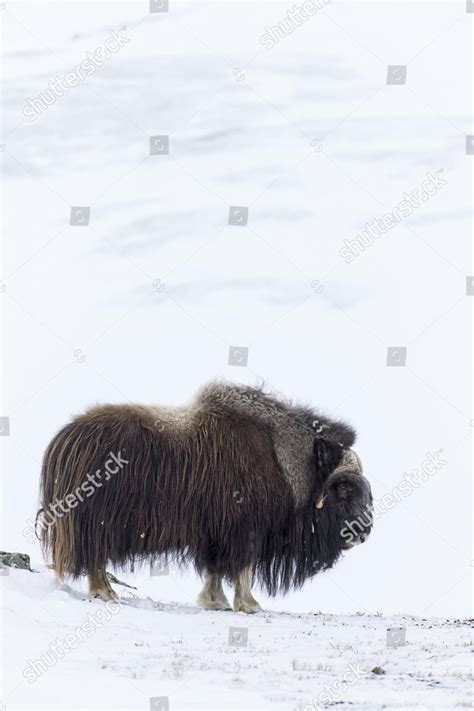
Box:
(333, 448), (363, 475)
(314, 449), (363, 508)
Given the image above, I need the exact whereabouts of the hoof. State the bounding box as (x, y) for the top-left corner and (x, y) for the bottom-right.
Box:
(197, 593), (232, 611)
(92, 589), (118, 602)
(233, 599), (262, 614)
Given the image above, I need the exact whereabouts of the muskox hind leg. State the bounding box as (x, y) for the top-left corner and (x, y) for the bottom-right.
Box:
(233, 565), (262, 614)
(88, 569), (118, 602)
(197, 571), (232, 611)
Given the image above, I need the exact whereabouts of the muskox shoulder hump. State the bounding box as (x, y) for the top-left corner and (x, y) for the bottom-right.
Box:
(79, 403), (155, 424)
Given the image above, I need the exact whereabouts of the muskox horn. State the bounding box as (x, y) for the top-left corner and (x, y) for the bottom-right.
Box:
(333, 448), (363, 475)
(315, 494), (326, 509)
(315, 448), (363, 508)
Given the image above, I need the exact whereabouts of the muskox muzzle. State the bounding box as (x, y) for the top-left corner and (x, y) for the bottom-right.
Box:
(315, 448), (373, 549)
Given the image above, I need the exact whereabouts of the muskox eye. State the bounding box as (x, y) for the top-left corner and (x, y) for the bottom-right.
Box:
(336, 482), (352, 500)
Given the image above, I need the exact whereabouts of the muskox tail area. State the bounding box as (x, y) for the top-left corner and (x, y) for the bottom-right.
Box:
(37, 405), (157, 580)
(38, 419), (88, 579)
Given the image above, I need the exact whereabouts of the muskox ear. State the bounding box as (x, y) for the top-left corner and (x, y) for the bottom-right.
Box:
(312, 437), (345, 484)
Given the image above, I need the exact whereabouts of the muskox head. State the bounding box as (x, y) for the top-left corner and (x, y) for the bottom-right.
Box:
(313, 442), (373, 551)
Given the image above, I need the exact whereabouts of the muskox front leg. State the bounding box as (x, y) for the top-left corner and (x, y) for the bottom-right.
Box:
(197, 571), (232, 611)
(233, 565), (262, 614)
(88, 569), (118, 602)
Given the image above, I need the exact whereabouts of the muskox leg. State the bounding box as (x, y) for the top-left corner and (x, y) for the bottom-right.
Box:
(197, 571), (232, 611)
(233, 565), (262, 614)
(88, 569), (118, 602)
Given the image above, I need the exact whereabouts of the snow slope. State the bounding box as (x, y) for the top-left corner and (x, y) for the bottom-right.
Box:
(1, 566), (472, 710)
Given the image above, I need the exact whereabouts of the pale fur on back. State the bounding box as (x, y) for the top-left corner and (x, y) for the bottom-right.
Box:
(147, 381), (356, 509)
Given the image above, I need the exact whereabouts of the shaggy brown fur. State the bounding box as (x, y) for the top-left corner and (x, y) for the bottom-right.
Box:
(37, 382), (372, 595)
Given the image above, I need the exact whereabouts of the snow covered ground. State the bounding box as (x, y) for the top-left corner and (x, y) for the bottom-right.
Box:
(2, 565), (472, 710)
(1, 0), (472, 709)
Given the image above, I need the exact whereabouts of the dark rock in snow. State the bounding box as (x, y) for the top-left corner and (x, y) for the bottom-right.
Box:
(0, 551), (35, 571)
(371, 666), (386, 675)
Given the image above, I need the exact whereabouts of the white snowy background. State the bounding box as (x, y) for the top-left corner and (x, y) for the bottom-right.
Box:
(1, 1), (472, 709)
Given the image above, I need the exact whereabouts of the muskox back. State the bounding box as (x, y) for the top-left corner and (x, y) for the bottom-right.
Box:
(38, 402), (294, 587)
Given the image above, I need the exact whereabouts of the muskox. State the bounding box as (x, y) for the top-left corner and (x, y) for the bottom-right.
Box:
(37, 382), (373, 612)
